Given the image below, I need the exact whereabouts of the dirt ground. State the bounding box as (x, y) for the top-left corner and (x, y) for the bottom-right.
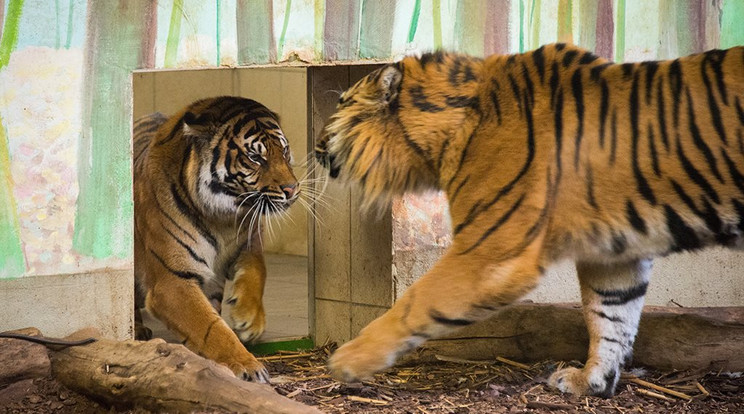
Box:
(1, 344), (742, 413)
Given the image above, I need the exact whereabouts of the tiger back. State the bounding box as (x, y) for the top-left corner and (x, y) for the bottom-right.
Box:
(315, 44), (744, 397)
(133, 96), (299, 382)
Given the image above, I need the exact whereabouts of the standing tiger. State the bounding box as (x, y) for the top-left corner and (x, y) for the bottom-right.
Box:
(133, 96), (299, 382)
(315, 43), (744, 397)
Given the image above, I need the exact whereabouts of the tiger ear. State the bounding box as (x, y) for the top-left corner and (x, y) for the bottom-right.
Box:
(378, 65), (402, 104)
(182, 111), (216, 139)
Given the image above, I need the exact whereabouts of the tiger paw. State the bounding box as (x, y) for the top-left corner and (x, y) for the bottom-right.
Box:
(327, 336), (400, 382)
(548, 366), (619, 398)
(221, 297), (266, 344)
(223, 353), (270, 383)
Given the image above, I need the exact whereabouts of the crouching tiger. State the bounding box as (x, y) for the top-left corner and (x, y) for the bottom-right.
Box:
(133, 96), (299, 382)
(315, 43), (744, 397)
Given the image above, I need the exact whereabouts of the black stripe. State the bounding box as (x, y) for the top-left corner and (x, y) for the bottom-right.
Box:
(701, 57), (729, 145)
(599, 80), (609, 148)
(665, 204), (701, 251)
(676, 139), (720, 204)
(670, 179), (701, 218)
(668, 59), (683, 127)
(601, 336), (623, 344)
(647, 124), (660, 176)
(532, 45), (546, 83)
(203, 319), (219, 344)
(733, 198), (744, 232)
(562, 50), (578, 67)
(592, 310), (624, 323)
(572, 70), (585, 171)
(656, 79), (670, 152)
(453, 95), (535, 236)
(508, 74), (523, 117)
(586, 163), (598, 210)
(170, 183), (219, 249)
(620, 63), (634, 79)
(445, 95), (479, 108)
(430, 310), (474, 327)
(626, 200), (647, 234)
(163, 226), (208, 266)
(612, 234), (627, 254)
(704, 49), (729, 105)
(450, 176), (470, 203)
(722, 150), (744, 195)
(590, 62), (612, 82)
(686, 88), (723, 182)
(447, 128), (477, 192)
(490, 87), (502, 124)
(735, 97), (744, 125)
(631, 74), (657, 205)
(549, 61), (560, 109)
(410, 86), (445, 112)
(458, 193), (526, 253)
(156, 116), (185, 146)
(610, 110), (618, 164)
(642, 61), (659, 104)
(437, 138), (450, 171)
(554, 90), (564, 174)
(522, 63), (535, 108)
(593, 282), (648, 306)
(578, 51), (599, 65)
(150, 249), (205, 286)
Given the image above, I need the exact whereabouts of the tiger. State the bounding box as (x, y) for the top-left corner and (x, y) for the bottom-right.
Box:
(133, 96), (300, 382)
(314, 43), (744, 397)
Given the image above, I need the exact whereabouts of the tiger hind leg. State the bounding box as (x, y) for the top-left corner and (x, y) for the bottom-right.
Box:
(328, 244), (543, 382)
(549, 259), (652, 397)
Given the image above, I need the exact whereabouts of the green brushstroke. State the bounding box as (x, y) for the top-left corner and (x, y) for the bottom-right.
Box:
(615, 0), (625, 62)
(359, 0), (395, 59)
(0, 117), (25, 279)
(0, 0), (26, 278)
(313, 0), (324, 60)
(557, 0), (572, 44)
(64, 0), (73, 49)
(577, 0), (595, 50)
(55, 0), (60, 48)
(518, 0), (525, 52)
(432, 0), (442, 49)
(721, 0), (744, 48)
(407, 0), (421, 43)
(237, 0), (275, 64)
(73, 2), (153, 259)
(0, 0), (23, 68)
(530, 0), (541, 49)
(278, 0), (292, 59)
(454, 0), (484, 56)
(164, 0), (184, 67)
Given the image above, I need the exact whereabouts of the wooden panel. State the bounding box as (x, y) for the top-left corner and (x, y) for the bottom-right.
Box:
(152, 68), (234, 115)
(309, 66), (351, 302)
(314, 299), (351, 344)
(132, 72), (155, 119)
(347, 65), (392, 307)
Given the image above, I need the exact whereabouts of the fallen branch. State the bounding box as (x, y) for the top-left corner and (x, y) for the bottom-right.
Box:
(625, 376), (692, 401)
(49, 329), (319, 413)
(0, 328), (51, 387)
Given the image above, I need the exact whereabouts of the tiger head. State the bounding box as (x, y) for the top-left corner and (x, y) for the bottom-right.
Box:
(315, 55), (480, 209)
(174, 97), (299, 218)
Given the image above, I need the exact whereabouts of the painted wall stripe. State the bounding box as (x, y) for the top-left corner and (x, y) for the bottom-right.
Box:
(323, 0), (361, 60)
(721, 0), (744, 48)
(359, 0), (395, 59)
(237, 0), (276, 64)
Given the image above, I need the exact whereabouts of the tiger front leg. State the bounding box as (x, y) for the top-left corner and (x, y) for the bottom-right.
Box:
(328, 247), (543, 382)
(146, 274), (269, 382)
(549, 259), (652, 397)
(221, 249), (267, 344)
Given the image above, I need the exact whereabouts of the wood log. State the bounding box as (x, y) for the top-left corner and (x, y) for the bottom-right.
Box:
(402, 304), (744, 372)
(0, 327), (51, 387)
(49, 330), (319, 414)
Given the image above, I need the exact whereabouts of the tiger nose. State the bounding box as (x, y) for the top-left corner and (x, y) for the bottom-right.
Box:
(281, 183), (298, 199)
